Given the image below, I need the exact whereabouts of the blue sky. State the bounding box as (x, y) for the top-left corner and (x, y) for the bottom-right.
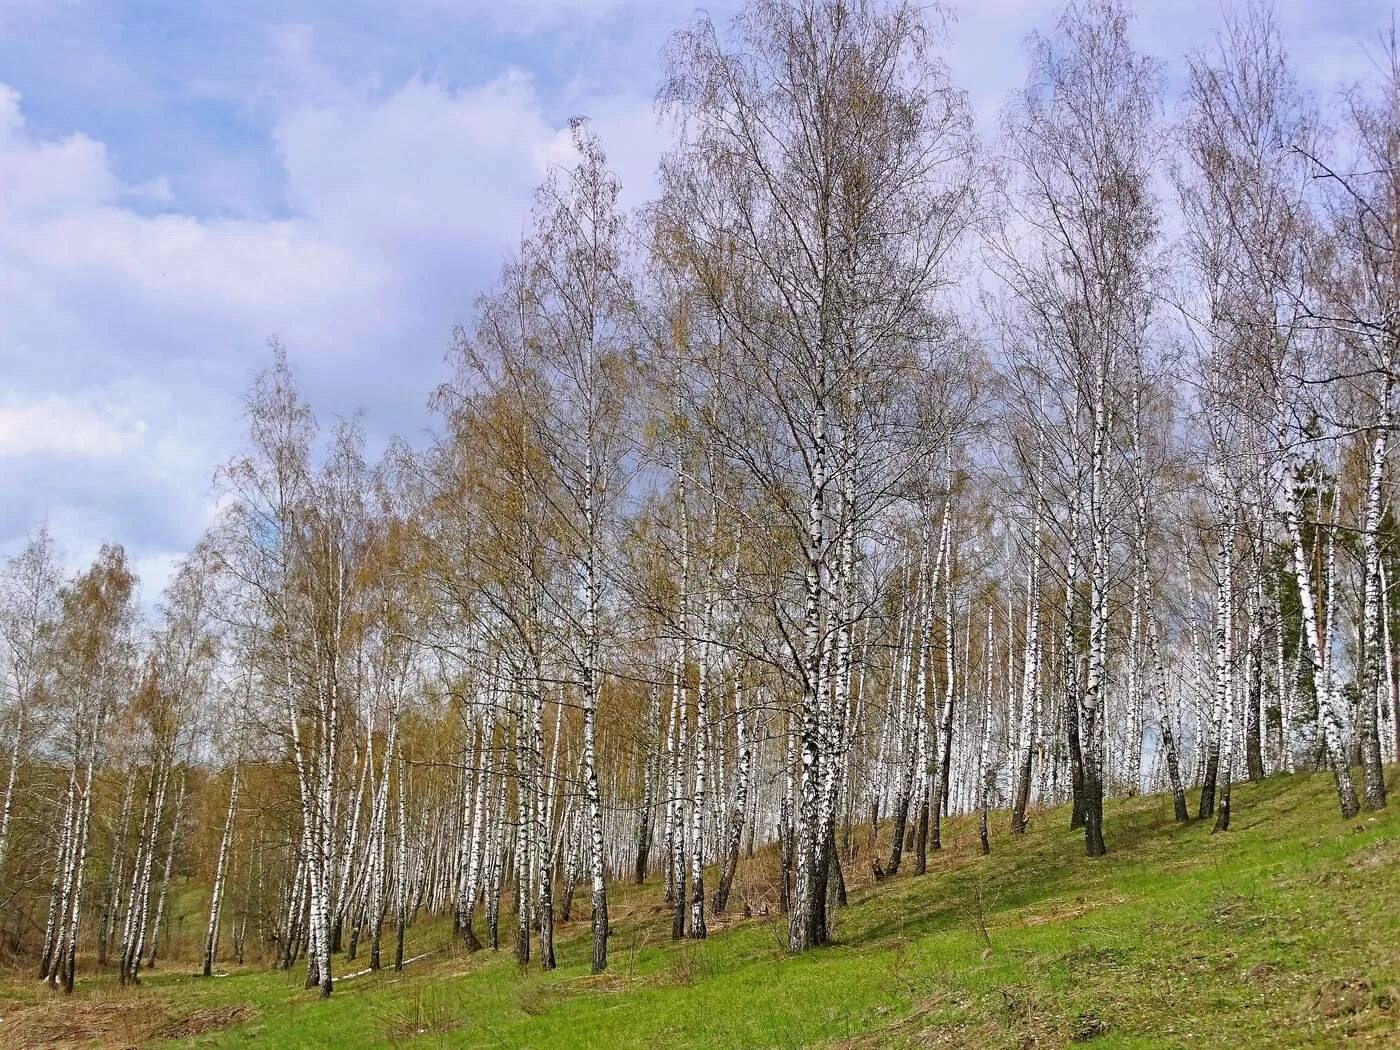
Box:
(0, 0), (1386, 599)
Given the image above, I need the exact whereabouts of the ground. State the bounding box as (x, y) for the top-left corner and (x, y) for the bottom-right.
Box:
(1, 767), (1396, 1048)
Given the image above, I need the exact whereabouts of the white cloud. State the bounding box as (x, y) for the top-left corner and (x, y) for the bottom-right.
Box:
(123, 175), (175, 205)
(0, 393), (144, 460)
(411, 0), (641, 35)
(0, 85), (118, 215)
(275, 71), (661, 255)
(0, 71), (657, 596)
(276, 71), (555, 252)
(0, 380), (225, 604)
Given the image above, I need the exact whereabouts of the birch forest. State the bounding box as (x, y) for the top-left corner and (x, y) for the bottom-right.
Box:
(2, 0), (1397, 1016)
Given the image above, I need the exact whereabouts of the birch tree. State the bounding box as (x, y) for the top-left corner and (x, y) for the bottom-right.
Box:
(660, 0), (974, 950)
(41, 545), (138, 992)
(991, 0), (1161, 856)
(0, 526), (59, 875)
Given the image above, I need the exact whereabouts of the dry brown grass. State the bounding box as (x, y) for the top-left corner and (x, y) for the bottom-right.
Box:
(0, 993), (250, 1049)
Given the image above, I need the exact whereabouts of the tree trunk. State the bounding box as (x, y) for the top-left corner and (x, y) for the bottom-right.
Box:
(712, 674), (750, 915)
(204, 762), (240, 976)
(146, 769), (187, 970)
(1280, 442), (1359, 818)
(1358, 393), (1392, 811)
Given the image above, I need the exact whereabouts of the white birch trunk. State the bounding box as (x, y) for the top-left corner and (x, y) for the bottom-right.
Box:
(146, 768), (186, 970)
(204, 761), (240, 976)
(1279, 434), (1360, 818)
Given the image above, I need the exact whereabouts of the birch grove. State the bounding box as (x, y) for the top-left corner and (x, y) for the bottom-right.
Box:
(0, 0), (1396, 995)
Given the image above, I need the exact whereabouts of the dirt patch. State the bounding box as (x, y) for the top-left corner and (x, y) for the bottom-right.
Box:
(1315, 978), (1372, 1019)
(832, 984), (1083, 1049)
(1061, 945), (1131, 975)
(1160, 858), (1209, 874)
(1069, 1009), (1109, 1042)
(1012, 895), (1122, 929)
(1346, 839), (1399, 872)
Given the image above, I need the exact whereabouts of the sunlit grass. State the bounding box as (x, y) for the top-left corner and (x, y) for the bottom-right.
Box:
(1, 767), (1395, 1048)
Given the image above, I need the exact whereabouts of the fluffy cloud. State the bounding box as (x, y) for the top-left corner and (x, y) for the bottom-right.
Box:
(0, 382), (223, 588)
(278, 73), (551, 249)
(0, 71), (658, 598)
(0, 393), (146, 460)
(274, 71), (661, 260)
(0, 86), (118, 214)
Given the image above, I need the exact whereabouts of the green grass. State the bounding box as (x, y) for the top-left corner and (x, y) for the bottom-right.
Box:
(2, 767), (1396, 1048)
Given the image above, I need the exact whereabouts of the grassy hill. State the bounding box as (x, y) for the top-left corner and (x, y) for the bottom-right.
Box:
(1, 767), (1396, 1048)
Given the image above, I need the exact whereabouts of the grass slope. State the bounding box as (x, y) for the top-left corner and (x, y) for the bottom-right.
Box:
(1, 767), (1396, 1049)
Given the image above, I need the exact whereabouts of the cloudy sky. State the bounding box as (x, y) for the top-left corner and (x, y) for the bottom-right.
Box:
(0, 0), (1385, 600)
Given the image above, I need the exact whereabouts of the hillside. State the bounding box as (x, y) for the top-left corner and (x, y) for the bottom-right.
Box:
(1, 767), (1396, 1049)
